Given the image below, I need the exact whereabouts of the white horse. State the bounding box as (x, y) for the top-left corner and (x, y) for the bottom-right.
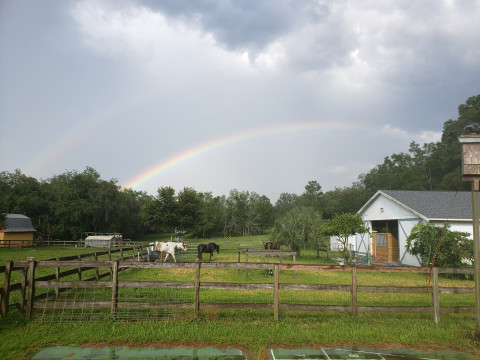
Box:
(154, 241), (187, 262)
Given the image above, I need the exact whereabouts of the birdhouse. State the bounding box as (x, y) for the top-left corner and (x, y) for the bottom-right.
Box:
(459, 135), (480, 184)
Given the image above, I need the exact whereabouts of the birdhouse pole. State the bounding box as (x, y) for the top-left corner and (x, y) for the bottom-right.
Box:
(459, 135), (480, 335)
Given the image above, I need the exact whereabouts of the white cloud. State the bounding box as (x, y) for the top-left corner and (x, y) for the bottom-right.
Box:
(381, 124), (408, 137)
(416, 130), (442, 143)
(70, 1), (255, 77)
(381, 125), (442, 145)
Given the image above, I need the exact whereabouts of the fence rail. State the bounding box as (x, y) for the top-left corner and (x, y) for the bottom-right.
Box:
(0, 246), (150, 316)
(35, 239), (144, 247)
(1, 259), (474, 323)
(0, 239), (35, 248)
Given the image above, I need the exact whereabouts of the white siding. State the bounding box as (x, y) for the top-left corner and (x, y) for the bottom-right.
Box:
(431, 221), (473, 238)
(361, 195), (419, 221)
(398, 219), (423, 266)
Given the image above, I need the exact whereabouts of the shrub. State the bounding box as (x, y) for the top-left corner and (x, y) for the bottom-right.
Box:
(406, 223), (473, 268)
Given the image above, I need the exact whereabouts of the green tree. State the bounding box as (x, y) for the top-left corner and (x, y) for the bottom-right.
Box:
(270, 206), (323, 254)
(157, 186), (179, 240)
(194, 192), (226, 238)
(359, 94), (479, 193)
(177, 187), (202, 235)
(0, 169), (49, 235)
(319, 213), (369, 251)
(274, 192), (299, 217)
(141, 197), (161, 233)
(116, 188), (148, 240)
(251, 194), (274, 234)
(226, 189), (249, 236)
(47, 169), (90, 240)
(321, 182), (371, 219)
(406, 223), (473, 268)
(442, 94), (480, 143)
(299, 180), (323, 211)
(1, 168), (148, 241)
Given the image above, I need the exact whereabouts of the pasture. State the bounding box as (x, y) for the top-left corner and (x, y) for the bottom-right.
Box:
(0, 235), (478, 360)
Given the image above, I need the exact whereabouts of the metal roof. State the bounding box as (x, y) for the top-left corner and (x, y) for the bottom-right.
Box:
(85, 235), (116, 241)
(360, 190), (472, 221)
(2, 214), (36, 232)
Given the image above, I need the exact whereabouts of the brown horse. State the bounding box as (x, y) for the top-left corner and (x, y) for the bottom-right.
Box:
(264, 241), (278, 250)
(196, 242), (220, 261)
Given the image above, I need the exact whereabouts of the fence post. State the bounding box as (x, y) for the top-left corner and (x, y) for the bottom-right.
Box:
(77, 255), (82, 281)
(55, 258), (60, 299)
(293, 254), (296, 277)
(108, 250), (112, 278)
(94, 253), (99, 281)
(237, 249), (241, 274)
(20, 267), (27, 311)
(133, 246), (136, 261)
(245, 252), (249, 279)
(274, 264), (279, 321)
(111, 260), (119, 316)
(352, 266), (357, 317)
(194, 262), (201, 319)
(1, 261), (12, 318)
(432, 267), (440, 324)
(26, 257), (36, 320)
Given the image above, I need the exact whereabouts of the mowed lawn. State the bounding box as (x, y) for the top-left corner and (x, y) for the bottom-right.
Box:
(0, 235), (478, 360)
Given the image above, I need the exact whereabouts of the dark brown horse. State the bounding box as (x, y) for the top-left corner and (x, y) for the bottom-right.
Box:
(196, 242), (220, 261)
(264, 241), (278, 250)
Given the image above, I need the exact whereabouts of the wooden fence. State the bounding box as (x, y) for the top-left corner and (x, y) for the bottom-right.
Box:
(1, 259), (474, 323)
(0, 239), (36, 248)
(237, 249), (297, 277)
(0, 246), (149, 317)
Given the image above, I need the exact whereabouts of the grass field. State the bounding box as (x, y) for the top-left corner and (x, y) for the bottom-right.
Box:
(0, 235), (478, 360)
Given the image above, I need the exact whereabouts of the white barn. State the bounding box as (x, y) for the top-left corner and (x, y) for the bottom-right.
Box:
(330, 190), (473, 266)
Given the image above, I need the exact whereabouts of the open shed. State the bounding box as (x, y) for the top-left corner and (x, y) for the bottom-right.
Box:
(0, 214), (37, 247)
(84, 234), (120, 247)
(330, 190), (473, 266)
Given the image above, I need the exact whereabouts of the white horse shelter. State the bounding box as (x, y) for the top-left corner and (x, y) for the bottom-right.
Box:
(84, 234), (123, 247)
(330, 190), (473, 266)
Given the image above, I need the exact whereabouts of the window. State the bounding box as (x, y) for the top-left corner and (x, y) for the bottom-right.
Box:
(376, 234), (387, 247)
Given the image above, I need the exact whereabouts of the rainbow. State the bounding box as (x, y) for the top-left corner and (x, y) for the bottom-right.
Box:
(25, 121), (97, 176)
(24, 92), (150, 178)
(123, 120), (367, 190)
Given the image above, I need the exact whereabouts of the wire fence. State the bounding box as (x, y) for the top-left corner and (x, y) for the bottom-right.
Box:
(1, 256), (475, 324)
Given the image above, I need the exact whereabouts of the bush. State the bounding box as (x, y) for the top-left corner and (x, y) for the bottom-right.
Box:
(406, 223), (473, 268)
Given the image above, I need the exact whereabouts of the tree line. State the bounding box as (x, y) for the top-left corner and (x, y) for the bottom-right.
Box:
(1, 94), (478, 242)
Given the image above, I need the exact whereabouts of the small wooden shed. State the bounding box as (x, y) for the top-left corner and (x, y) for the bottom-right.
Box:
(372, 232), (399, 263)
(0, 214), (37, 247)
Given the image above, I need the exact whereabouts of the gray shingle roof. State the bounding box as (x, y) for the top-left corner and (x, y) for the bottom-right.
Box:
(380, 190), (472, 220)
(2, 214), (36, 232)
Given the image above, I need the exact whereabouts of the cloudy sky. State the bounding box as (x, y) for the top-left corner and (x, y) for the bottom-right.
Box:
(1, 0), (479, 202)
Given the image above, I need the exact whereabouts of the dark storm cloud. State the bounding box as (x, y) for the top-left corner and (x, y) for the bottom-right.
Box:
(138, 0), (330, 54)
